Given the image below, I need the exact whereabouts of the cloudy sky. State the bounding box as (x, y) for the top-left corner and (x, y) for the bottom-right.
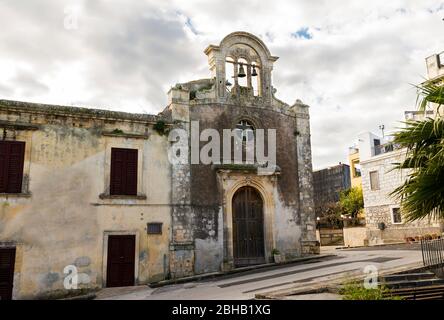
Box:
(1, 0), (443, 169)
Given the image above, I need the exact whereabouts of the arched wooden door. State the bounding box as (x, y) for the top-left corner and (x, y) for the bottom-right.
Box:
(232, 186), (265, 266)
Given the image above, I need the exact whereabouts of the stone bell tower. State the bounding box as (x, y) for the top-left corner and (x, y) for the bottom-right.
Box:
(204, 31), (279, 104)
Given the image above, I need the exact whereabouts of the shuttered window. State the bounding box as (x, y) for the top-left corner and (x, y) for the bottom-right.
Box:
(0, 141), (25, 193)
(110, 148), (138, 196)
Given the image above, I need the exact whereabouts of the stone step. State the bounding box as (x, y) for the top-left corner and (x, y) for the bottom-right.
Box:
(380, 272), (436, 283)
(382, 239), (404, 244)
(386, 284), (444, 300)
(383, 278), (444, 289)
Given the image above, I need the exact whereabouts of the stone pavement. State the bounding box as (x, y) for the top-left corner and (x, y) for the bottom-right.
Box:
(95, 243), (424, 300)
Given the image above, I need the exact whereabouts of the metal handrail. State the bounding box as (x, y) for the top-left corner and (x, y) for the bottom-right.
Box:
(421, 238), (444, 278)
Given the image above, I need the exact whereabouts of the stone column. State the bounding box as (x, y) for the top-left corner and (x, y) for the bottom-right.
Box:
(293, 101), (320, 255)
(167, 87), (195, 278)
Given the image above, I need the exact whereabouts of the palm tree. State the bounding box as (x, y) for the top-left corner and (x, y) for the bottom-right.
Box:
(390, 82), (444, 221)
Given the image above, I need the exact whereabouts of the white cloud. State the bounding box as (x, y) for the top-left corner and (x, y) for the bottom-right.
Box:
(0, 0), (443, 168)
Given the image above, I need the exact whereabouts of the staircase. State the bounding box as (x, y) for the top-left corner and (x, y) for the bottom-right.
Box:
(380, 272), (444, 300)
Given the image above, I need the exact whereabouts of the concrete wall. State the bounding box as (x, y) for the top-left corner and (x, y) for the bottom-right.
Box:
(343, 227), (367, 247)
(0, 101), (172, 299)
(357, 132), (387, 162)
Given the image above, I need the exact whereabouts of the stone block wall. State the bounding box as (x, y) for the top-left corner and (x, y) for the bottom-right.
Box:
(362, 150), (443, 243)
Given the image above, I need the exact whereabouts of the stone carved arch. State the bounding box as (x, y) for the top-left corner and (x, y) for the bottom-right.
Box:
(219, 31), (277, 63)
(220, 174), (276, 268)
(232, 113), (263, 130)
(204, 31), (278, 101)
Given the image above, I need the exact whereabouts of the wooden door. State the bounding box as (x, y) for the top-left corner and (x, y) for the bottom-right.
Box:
(232, 186), (265, 266)
(0, 248), (16, 300)
(106, 235), (135, 287)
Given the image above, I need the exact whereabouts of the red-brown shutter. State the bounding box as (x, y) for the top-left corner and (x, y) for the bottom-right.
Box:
(110, 148), (137, 196)
(110, 148), (123, 195)
(0, 142), (8, 193)
(0, 248), (16, 300)
(0, 141), (25, 193)
(125, 149), (138, 196)
(7, 142), (25, 193)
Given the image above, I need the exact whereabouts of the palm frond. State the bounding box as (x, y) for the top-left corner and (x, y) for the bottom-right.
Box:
(390, 89), (444, 221)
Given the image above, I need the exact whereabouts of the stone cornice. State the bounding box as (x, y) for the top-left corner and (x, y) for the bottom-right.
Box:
(0, 99), (166, 124)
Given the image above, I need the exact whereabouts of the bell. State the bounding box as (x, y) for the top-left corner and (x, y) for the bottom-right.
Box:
(251, 65), (258, 77)
(225, 80), (232, 87)
(237, 63), (246, 78)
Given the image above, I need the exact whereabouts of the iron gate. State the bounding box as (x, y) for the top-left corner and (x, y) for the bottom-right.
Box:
(421, 238), (444, 278)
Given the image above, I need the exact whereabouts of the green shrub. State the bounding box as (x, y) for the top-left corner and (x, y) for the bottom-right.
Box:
(153, 120), (167, 135)
(339, 187), (364, 219)
(340, 281), (403, 300)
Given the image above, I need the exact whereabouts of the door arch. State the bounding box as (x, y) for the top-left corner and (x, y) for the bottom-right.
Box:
(232, 186), (265, 266)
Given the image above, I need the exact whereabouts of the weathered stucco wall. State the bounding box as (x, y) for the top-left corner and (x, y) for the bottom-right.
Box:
(187, 103), (308, 270)
(164, 90), (317, 274)
(0, 101), (172, 299)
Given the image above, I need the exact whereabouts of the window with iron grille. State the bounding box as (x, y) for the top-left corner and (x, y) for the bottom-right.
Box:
(110, 148), (138, 196)
(147, 223), (162, 235)
(0, 141), (25, 193)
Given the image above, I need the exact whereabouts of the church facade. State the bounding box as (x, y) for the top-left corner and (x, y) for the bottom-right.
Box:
(0, 32), (318, 299)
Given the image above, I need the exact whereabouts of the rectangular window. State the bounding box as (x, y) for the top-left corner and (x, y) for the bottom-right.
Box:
(147, 223), (162, 235)
(0, 141), (25, 193)
(392, 207), (402, 224)
(352, 161), (361, 177)
(369, 171), (379, 190)
(110, 148), (138, 196)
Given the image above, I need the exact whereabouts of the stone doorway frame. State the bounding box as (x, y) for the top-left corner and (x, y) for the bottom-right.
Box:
(216, 170), (278, 270)
(101, 231), (140, 288)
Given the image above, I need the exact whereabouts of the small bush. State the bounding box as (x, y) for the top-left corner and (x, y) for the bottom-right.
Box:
(423, 234), (433, 240)
(153, 120), (167, 135)
(340, 281), (403, 300)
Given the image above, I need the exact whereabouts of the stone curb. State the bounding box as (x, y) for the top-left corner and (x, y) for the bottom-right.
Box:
(60, 293), (97, 300)
(335, 242), (407, 250)
(148, 254), (336, 288)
